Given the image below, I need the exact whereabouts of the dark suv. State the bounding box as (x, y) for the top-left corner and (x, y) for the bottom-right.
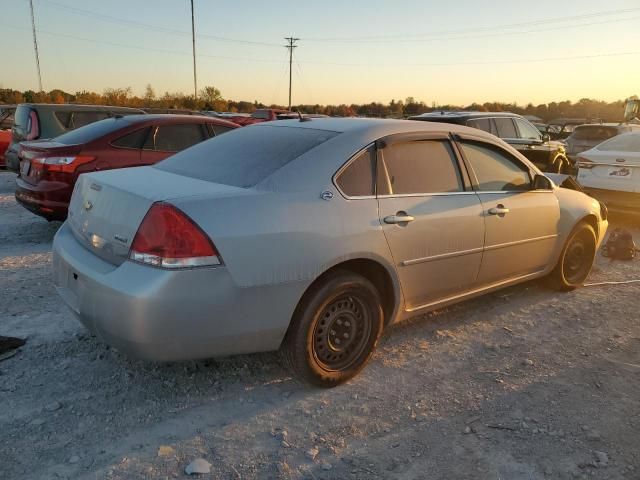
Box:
(5, 103), (144, 172)
(410, 111), (570, 173)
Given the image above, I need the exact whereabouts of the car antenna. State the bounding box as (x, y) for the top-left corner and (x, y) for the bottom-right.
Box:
(297, 110), (312, 122)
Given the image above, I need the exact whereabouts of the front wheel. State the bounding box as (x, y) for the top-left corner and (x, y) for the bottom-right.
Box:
(281, 271), (384, 387)
(548, 222), (597, 291)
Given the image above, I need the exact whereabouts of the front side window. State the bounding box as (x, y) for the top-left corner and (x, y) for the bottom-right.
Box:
(380, 140), (463, 195)
(460, 141), (531, 192)
(145, 124), (207, 152)
(336, 147), (375, 197)
(494, 118), (518, 139)
(515, 119), (542, 141)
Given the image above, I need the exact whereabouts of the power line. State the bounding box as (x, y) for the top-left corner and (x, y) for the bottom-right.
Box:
(3, 22), (638, 70)
(303, 7), (640, 42)
(29, 0), (43, 92)
(285, 37), (299, 110)
(40, 0), (282, 48)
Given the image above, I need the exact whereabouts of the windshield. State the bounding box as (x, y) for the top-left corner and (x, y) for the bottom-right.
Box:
(156, 125), (339, 187)
(597, 133), (640, 152)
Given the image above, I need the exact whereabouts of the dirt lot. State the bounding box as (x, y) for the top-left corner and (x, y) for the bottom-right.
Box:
(1, 170), (639, 480)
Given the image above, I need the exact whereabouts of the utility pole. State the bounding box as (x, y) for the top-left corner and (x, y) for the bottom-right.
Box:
(285, 37), (299, 110)
(29, 0), (43, 92)
(190, 0), (197, 101)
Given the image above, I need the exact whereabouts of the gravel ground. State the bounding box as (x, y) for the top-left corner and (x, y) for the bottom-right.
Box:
(1, 170), (639, 480)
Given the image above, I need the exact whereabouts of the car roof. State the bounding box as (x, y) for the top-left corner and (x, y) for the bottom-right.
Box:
(17, 103), (144, 113)
(411, 111), (523, 120)
(114, 113), (238, 127)
(251, 117), (490, 137)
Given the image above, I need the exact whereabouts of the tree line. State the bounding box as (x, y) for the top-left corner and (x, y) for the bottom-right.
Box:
(0, 85), (630, 122)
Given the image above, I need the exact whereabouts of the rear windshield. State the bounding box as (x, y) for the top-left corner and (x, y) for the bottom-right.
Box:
(53, 118), (127, 145)
(155, 125), (339, 187)
(571, 126), (617, 141)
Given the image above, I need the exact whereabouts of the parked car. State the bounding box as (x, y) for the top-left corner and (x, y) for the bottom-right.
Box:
(226, 108), (295, 126)
(565, 123), (640, 162)
(0, 105), (16, 169)
(410, 112), (571, 173)
(53, 118), (607, 387)
(5, 104), (145, 172)
(15, 114), (237, 220)
(576, 132), (640, 214)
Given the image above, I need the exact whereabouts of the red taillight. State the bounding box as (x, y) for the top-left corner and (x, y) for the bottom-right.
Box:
(129, 202), (220, 269)
(31, 155), (95, 174)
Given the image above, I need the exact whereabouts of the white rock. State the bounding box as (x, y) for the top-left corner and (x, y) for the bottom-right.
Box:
(594, 451), (609, 467)
(45, 401), (61, 412)
(185, 458), (212, 475)
(68, 455), (80, 464)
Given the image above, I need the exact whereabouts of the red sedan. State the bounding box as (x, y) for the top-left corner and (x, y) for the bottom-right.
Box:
(15, 114), (238, 220)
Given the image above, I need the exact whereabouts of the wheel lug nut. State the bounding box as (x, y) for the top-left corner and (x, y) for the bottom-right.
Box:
(335, 338), (341, 345)
(344, 321), (350, 327)
(330, 330), (336, 336)
(337, 319), (342, 326)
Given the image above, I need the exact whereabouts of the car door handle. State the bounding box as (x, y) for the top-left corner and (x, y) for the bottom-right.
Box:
(384, 213), (415, 224)
(488, 205), (510, 216)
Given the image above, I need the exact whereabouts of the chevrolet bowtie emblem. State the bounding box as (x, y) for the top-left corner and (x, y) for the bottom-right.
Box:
(84, 200), (93, 211)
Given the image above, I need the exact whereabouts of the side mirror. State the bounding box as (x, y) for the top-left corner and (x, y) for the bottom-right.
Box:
(541, 133), (551, 143)
(533, 174), (553, 190)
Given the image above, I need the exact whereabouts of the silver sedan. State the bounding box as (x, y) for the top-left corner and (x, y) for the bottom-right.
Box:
(53, 118), (608, 387)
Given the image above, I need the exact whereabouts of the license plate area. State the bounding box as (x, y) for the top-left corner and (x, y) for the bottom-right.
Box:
(20, 160), (30, 177)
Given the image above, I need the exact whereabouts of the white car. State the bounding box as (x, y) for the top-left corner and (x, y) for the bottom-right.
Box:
(576, 132), (640, 213)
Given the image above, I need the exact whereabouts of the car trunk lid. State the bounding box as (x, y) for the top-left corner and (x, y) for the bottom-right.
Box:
(68, 166), (247, 266)
(19, 141), (82, 184)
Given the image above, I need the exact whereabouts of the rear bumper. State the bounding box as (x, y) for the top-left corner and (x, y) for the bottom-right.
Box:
(52, 222), (301, 361)
(5, 148), (20, 173)
(15, 176), (70, 221)
(582, 187), (640, 214)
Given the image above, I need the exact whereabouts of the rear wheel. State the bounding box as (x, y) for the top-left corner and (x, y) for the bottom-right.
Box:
(548, 222), (597, 291)
(281, 271), (384, 387)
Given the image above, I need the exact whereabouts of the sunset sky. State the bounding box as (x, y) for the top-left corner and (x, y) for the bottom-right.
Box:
(2, 0), (639, 106)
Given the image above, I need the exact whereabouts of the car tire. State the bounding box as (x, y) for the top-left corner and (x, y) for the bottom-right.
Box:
(281, 271), (384, 387)
(548, 222), (597, 291)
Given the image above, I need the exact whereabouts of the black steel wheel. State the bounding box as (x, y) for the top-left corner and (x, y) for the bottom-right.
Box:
(548, 222), (597, 291)
(281, 271), (384, 387)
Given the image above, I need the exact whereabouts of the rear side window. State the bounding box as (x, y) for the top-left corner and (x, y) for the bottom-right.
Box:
(112, 127), (151, 149)
(210, 124), (234, 136)
(144, 124), (207, 152)
(156, 125), (339, 187)
(55, 111), (72, 128)
(494, 118), (518, 139)
(460, 141), (531, 192)
(380, 140), (463, 195)
(572, 126), (617, 141)
(54, 118), (125, 145)
(467, 118), (495, 135)
(70, 111), (110, 129)
(336, 147), (375, 197)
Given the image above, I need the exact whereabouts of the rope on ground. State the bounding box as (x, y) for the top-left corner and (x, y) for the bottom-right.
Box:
(584, 279), (640, 287)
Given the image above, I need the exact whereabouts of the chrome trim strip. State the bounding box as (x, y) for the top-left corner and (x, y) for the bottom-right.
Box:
(484, 234), (558, 252)
(406, 270), (544, 313)
(377, 191), (477, 199)
(401, 246), (484, 266)
(579, 162), (639, 168)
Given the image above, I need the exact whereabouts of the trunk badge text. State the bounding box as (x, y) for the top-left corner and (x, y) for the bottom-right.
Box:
(114, 234), (128, 244)
(84, 201), (93, 211)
